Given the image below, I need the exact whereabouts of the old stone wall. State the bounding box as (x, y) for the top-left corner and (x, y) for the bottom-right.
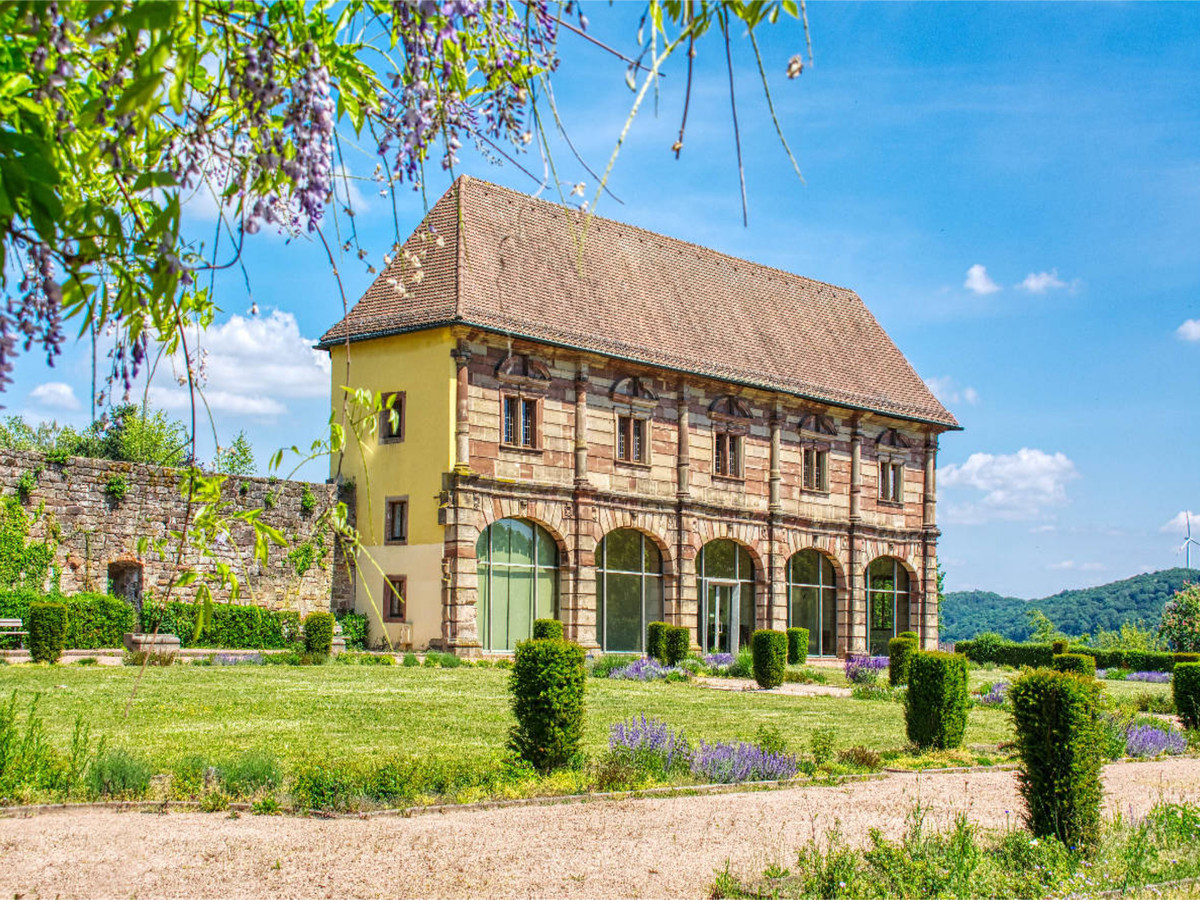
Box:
(0, 448), (353, 617)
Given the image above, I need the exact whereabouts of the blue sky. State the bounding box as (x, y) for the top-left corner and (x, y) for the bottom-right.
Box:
(7, 3), (1199, 599)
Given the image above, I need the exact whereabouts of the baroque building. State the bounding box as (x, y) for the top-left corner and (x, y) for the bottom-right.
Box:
(319, 177), (959, 657)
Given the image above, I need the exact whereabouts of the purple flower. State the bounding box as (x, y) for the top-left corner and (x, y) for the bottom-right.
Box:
(210, 652), (264, 666)
(844, 654), (889, 684)
(610, 715), (691, 774)
(704, 653), (736, 671)
(690, 740), (798, 784)
(608, 657), (682, 681)
(978, 681), (1010, 706)
(1125, 724), (1187, 758)
(1127, 671), (1172, 684)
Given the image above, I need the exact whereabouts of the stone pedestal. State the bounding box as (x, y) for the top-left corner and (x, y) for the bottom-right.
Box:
(123, 632), (181, 653)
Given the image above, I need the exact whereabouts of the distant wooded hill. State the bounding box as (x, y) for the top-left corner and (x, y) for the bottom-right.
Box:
(941, 568), (1198, 642)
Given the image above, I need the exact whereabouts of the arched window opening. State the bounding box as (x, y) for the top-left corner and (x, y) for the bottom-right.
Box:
(866, 557), (910, 655)
(596, 529), (663, 653)
(697, 540), (755, 655)
(476, 519), (559, 651)
(787, 550), (837, 656)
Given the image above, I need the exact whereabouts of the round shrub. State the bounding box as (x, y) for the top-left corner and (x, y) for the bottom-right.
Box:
(905, 651), (970, 750)
(303, 611), (335, 656)
(532, 618), (563, 641)
(1009, 669), (1104, 849)
(888, 634), (919, 687)
(663, 625), (690, 666)
(898, 631), (919, 641)
(646, 622), (668, 662)
(786, 627), (808, 665)
(1052, 653), (1096, 678)
(751, 629), (787, 689)
(508, 638), (586, 772)
(28, 601), (67, 663)
(1174, 662), (1200, 730)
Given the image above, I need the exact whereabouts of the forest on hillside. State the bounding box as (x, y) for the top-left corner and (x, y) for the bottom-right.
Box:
(941, 568), (1198, 642)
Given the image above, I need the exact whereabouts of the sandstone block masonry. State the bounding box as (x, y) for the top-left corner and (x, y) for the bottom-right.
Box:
(0, 448), (354, 617)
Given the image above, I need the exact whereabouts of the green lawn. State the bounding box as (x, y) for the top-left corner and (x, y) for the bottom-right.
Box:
(0, 664), (1015, 770)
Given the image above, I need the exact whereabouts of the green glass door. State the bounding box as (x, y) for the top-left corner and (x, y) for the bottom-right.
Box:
(705, 582), (739, 654)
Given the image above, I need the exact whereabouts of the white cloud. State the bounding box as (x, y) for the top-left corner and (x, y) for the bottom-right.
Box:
(1080, 562), (1107, 572)
(964, 264), (1000, 295)
(152, 310), (330, 419)
(1161, 510), (1198, 536)
(1177, 319), (1200, 342)
(925, 376), (980, 407)
(29, 381), (80, 411)
(1017, 269), (1067, 293)
(1049, 560), (1076, 570)
(940, 448), (1079, 523)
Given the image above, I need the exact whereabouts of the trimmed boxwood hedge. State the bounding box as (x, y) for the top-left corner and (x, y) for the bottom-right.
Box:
(752, 629), (787, 689)
(508, 637), (586, 771)
(1052, 640), (1069, 655)
(140, 600), (300, 649)
(0, 589), (135, 650)
(303, 611), (335, 655)
(1052, 653), (1096, 678)
(28, 601), (67, 663)
(905, 651), (970, 750)
(956, 638), (1179, 673)
(532, 618), (564, 641)
(646, 621), (668, 662)
(888, 634), (919, 687)
(786, 627), (808, 665)
(663, 625), (690, 666)
(1174, 662), (1200, 730)
(1009, 669), (1104, 849)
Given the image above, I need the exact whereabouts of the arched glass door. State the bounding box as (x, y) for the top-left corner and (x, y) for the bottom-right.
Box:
(866, 556), (910, 655)
(787, 550), (837, 656)
(697, 540), (755, 654)
(597, 529), (664, 652)
(477, 519), (559, 651)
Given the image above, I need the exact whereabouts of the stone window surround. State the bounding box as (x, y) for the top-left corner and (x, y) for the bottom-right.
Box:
(379, 391), (406, 444)
(801, 441), (831, 493)
(384, 574), (407, 621)
(500, 391), (543, 451)
(384, 495), (409, 545)
(877, 455), (905, 506)
(614, 411), (651, 467)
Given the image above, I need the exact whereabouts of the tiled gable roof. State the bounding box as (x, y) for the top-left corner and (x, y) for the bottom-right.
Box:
(319, 177), (959, 429)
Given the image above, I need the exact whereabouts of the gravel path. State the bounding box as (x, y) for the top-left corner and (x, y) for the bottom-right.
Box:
(2, 759), (1198, 900)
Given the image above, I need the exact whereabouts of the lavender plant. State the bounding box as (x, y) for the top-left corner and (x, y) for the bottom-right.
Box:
(608, 715), (692, 778)
(607, 657), (685, 682)
(977, 681), (1010, 707)
(1126, 671), (1172, 684)
(1124, 724), (1187, 758)
(844, 654), (889, 684)
(690, 740), (798, 784)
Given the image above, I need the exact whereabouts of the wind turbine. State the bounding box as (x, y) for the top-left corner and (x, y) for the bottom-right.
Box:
(1181, 512), (1200, 570)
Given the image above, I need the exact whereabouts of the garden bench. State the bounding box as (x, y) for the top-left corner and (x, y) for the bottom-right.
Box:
(0, 618), (28, 648)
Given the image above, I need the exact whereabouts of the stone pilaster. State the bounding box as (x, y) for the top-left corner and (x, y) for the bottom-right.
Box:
(921, 431), (940, 649)
(450, 343), (472, 473)
(440, 477), (481, 656)
(845, 419), (866, 655)
(767, 404), (787, 631)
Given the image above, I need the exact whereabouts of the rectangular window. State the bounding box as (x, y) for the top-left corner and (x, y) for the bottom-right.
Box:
(879, 461), (903, 503)
(714, 433), (742, 478)
(384, 575), (407, 621)
(502, 395), (539, 448)
(384, 496), (408, 544)
(379, 391), (405, 443)
(616, 415), (647, 464)
(803, 447), (829, 491)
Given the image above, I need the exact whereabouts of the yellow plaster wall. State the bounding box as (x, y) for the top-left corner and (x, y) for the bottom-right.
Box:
(328, 327), (456, 648)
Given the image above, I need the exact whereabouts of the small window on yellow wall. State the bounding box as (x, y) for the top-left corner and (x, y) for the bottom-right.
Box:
(384, 575), (407, 621)
(379, 392), (405, 443)
(385, 497), (408, 544)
